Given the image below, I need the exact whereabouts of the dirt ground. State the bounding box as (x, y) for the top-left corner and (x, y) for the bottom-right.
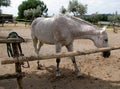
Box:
(0, 25), (120, 89)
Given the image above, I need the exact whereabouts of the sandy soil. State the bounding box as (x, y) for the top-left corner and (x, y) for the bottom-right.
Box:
(0, 26), (120, 89)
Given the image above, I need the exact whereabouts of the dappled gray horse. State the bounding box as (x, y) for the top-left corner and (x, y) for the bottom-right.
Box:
(31, 14), (110, 77)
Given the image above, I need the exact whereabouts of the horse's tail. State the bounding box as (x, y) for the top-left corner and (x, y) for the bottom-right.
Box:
(31, 18), (38, 40)
(31, 19), (38, 30)
(31, 17), (43, 30)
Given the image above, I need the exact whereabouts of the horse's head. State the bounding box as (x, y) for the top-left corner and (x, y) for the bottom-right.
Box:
(93, 26), (111, 58)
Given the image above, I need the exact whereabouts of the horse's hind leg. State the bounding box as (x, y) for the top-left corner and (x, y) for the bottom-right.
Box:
(37, 41), (44, 69)
(32, 37), (43, 69)
(32, 36), (38, 54)
(66, 43), (83, 77)
(56, 43), (62, 77)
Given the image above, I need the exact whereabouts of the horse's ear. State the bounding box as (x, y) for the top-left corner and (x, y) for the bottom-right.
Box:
(100, 26), (107, 34)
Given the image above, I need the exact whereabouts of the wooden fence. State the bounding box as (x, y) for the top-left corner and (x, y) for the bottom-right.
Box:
(0, 38), (120, 89)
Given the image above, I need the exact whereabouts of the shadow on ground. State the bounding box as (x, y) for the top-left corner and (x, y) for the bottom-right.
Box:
(0, 65), (120, 89)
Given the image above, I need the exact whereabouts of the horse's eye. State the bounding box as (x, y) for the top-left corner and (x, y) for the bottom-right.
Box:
(104, 39), (108, 42)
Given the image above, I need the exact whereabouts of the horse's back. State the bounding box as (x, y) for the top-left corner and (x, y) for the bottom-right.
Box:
(30, 15), (73, 45)
(31, 17), (57, 44)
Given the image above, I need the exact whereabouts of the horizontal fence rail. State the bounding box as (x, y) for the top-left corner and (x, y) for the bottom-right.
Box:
(0, 38), (23, 43)
(1, 46), (120, 65)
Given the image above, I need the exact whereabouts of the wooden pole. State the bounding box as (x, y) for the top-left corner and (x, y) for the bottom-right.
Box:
(0, 38), (23, 44)
(12, 43), (23, 89)
(1, 46), (120, 65)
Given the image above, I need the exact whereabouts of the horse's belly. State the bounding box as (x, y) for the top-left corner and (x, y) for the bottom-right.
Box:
(37, 34), (55, 45)
(41, 39), (55, 45)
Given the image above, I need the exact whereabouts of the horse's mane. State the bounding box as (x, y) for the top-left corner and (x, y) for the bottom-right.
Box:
(66, 15), (98, 29)
(53, 14), (92, 26)
(53, 14), (99, 30)
(71, 16), (93, 26)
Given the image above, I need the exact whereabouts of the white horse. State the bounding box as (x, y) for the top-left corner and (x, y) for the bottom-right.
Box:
(31, 14), (110, 77)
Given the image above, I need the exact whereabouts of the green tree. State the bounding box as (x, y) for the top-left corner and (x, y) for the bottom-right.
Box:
(24, 6), (42, 20)
(77, 3), (87, 15)
(60, 6), (67, 14)
(0, 0), (10, 7)
(82, 13), (109, 24)
(68, 0), (87, 16)
(89, 12), (101, 24)
(0, 0), (11, 14)
(24, 9), (34, 20)
(18, 0), (48, 19)
(108, 12), (120, 23)
(108, 12), (120, 33)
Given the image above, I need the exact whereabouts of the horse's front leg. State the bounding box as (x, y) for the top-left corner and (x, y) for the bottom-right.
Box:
(71, 56), (83, 77)
(56, 43), (62, 77)
(66, 44), (82, 77)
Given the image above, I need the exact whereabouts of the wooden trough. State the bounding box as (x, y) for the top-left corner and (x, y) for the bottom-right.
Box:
(0, 38), (120, 89)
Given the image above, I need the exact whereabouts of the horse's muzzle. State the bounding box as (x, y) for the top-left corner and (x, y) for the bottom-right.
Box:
(102, 51), (111, 58)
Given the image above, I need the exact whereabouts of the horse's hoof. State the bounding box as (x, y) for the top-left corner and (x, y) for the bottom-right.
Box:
(56, 72), (61, 78)
(77, 73), (84, 78)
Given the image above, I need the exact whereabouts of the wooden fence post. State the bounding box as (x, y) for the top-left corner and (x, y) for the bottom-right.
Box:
(12, 43), (23, 89)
